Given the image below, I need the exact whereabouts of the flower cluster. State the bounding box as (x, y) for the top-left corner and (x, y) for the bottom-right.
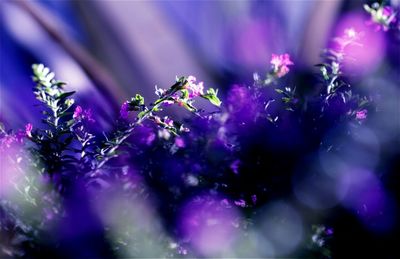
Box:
(73, 106), (95, 123)
(0, 123), (32, 150)
(270, 53), (294, 78)
(364, 3), (397, 31)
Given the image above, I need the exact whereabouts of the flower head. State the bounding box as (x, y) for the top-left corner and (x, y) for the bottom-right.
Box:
(73, 106), (95, 123)
(270, 53), (294, 78)
(356, 109), (368, 121)
(73, 106), (83, 119)
(186, 75), (205, 98)
(365, 4), (397, 31)
(25, 123), (33, 138)
(175, 137), (185, 148)
(163, 116), (174, 127)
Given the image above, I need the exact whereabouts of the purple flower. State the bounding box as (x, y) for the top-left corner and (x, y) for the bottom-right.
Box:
(73, 106), (95, 123)
(175, 137), (185, 148)
(325, 228), (334, 236)
(366, 5), (397, 31)
(356, 109), (368, 121)
(15, 132), (25, 143)
(145, 132), (156, 146)
(220, 199), (231, 208)
(270, 53), (294, 78)
(120, 102), (129, 119)
(164, 116), (174, 127)
(73, 105), (83, 119)
(1, 135), (16, 149)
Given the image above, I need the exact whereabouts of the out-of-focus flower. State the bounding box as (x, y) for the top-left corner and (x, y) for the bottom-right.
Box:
(251, 195), (257, 205)
(325, 228), (334, 236)
(25, 123), (33, 138)
(234, 199), (246, 207)
(335, 28), (362, 49)
(177, 246), (188, 255)
(0, 135), (16, 149)
(344, 27), (359, 40)
(230, 160), (240, 174)
(73, 106), (95, 123)
(270, 53), (294, 78)
(120, 101), (129, 119)
(356, 109), (368, 121)
(365, 4), (397, 31)
(15, 130), (26, 143)
(175, 137), (185, 148)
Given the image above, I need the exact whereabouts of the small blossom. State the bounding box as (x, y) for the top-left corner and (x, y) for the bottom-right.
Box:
(365, 4), (397, 31)
(234, 199), (246, 208)
(1, 135), (16, 149)
(177, 246), (187, 255)
(356, 109), (368, 121)
(73, 106), (95, 123)
(187, 75), (196, 84)
(164, 116), (174, 127)
(344, 27), (357, 39)
(186, 75), (205, 97)
(73, 106), (82, 119)
(175, 137), (185, 148)
(190, 81), (204, 98)
(25, 123), (33, 138)
(146, 132), (156, 146)
(158, 128), (171, 140)
(220, 199), (230, 207)
(120, 102), (129, 119)
(336, 28), (362, 48)
(155, 85), (166, 97)
(270, 53), (294, 78)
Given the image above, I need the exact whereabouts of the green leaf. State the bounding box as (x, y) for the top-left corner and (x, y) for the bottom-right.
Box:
(56, 91), (76, 100)
(202, 88), (221, 107)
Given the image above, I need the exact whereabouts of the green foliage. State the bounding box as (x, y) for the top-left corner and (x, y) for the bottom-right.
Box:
(202, 88), (222, 107)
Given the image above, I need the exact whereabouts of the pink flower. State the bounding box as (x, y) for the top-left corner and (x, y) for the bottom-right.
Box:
(190, 81), (204, 98)
(74, 106), (95, 123)
(356, 109), (368, 121)
(120, 102), (129, 119)
(25, 123), (33, 138)
(73, 106), (83, 119)
(186, 75), (205, 98)
(1, 135), (16, 149)
(270, 53), (294, 78)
